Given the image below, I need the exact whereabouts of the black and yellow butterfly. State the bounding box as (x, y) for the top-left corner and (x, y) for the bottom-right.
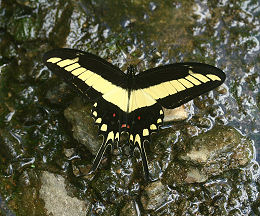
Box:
(43, 48), (225, 179)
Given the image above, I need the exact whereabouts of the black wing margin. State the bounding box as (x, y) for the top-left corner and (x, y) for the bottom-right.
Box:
(43, 48), (127, 101)
(134, 63), (226, 109)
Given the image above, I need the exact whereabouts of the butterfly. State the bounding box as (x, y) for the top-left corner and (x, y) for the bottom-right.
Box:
(43, 48), (226, 180)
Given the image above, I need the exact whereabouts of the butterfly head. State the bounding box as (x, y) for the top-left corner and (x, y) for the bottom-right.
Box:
(127, 65), (136, 77)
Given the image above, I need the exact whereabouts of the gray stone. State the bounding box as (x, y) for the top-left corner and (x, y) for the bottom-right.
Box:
(120, 201), (138, 216)
(180, 126), (254, 175)
(64, 148), (75, 158)
(40, 171), (87, 216)
(64, 97), (102, 155)
(141, 181), (170, 211)
(163, 105), (188, 122)
(163, 126), (254, 185)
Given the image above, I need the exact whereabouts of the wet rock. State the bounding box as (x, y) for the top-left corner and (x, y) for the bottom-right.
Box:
(180, 126), (253, 172)
(0, 194), (15, 216)
(146, 127), (178, 180)
(72, 163), (92, 179)
(16, 0), (38, 8)
(0, 32), (17, 60)
(163, 105), (188, 122)
(163, 126), (254, 185)
(39, 171), (87, 216)
(141, 181), (170, 211)
(120, 200), (138, 216)
(45, 82), (72, 105)
(63, 148), (75, 158)
(162, 161), (208, 185)
(216, 83), (228, 95)
(1, 169), (47, 215)
(90, 159), (134, 204)
(195, 117), (212, 128)
(5, 1), (70, 43)
(160, 161), (260, 215)
(184, 167), (208, 183)
(64, 97), (102, 155)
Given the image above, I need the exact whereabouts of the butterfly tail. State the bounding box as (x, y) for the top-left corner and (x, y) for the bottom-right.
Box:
(89, 140), (111, 174)
(139, 142), (151, 181)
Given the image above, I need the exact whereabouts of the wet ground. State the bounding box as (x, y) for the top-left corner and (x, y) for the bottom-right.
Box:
(0, 0), (259, 215)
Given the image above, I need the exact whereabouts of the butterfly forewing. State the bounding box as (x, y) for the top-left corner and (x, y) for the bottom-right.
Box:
(43, 48), (128, 101)
(135, 63), (226, 109)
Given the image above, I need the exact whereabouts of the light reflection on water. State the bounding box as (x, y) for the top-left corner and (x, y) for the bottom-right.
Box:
(193, 0), (260, 162)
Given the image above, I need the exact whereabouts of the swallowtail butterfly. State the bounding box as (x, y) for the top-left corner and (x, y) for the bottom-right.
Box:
(43, 48), (225, 179)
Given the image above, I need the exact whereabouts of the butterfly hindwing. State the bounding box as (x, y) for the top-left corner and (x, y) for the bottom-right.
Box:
(127, 103), (164, 179)
(89, 99), (123, 172)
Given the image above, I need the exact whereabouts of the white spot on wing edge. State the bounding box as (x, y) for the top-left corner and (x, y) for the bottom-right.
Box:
(157, 118), (162, 124)
(92, 111), (97, 117)
(100, 124), (107, 132)
(106, 131), (114, 143)
(130, 134), (134, 143)
(115, 132), (120, 141)
(95, 118), (102, 123)
(150, 124), (157, 130)
(143, 129), (149, 136)
(134, 134), (141, 148)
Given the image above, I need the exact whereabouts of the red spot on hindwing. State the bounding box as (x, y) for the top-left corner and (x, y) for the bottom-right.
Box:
(121, 124), (130, 129)
(137, 116), (141, 120)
